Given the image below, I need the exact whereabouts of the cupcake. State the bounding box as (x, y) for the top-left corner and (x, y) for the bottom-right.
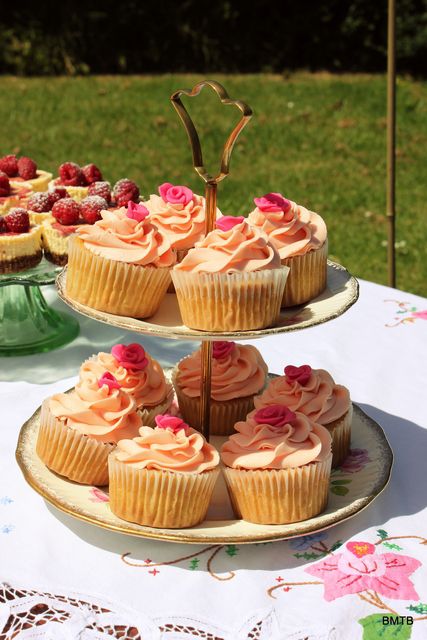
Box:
(36, 369), (142, 485)
(108, 414), (220, 528)
(173, 340), (268, 435)
(0, 208), (42, 274)
(221, 404), (332, 524)
(248, 193), (327, 306)
(254, 364), (352, 468)
(80, 342), (173, 426)
(66, 203), (175, 317)
(171, 216), (289, 331)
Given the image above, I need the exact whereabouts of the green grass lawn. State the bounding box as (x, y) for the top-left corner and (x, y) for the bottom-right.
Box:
(1, 73), (426, 295)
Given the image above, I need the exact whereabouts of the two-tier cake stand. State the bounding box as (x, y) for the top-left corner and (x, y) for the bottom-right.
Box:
(16, 82), (393, 544)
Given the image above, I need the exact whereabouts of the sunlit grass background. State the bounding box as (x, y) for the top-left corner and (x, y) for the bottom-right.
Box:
(1, 73), (426, 295)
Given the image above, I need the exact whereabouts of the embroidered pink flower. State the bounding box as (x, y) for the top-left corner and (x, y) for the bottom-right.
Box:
(127, 201), (149, 222)
(305, 540), (421, 601)
(155, 414), (189, 434)
(339, 448), (371, 473)
(284, 364), (312, 385)
(212, 341), (235, 360)
(412, 310), (427, 320)
(254, 193), (292, 213)
(254, 404), (296, 428)
(159, 182), (193, 206)
(98, 372), (121, 391)
(215, 215), (245, 231)
(111, 343), (149, 371)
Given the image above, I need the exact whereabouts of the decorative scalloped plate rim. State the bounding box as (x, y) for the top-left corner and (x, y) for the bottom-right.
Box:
(0, 258), (62, 287)
(16, 402), (392, 544)
(55, 261), (359, 341)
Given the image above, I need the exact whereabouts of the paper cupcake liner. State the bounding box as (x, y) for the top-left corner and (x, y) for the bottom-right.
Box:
(223, 454), (332, 524)
(171, 267), (289, 331)
(36, 400), (113, 485)
(138, 383), (174, 427)
(281, 241), (328, 307)
(167, 249), (189, 293)
(67, 236), (171, 317)
(325, 403), (353, 468)
(108, 456), (220, 528)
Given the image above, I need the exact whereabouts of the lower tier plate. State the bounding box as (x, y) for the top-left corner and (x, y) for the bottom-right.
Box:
(16, 403), (393, 544)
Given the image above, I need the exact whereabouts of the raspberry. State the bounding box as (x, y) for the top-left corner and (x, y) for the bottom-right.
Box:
(27, 192), (52, 213)
(17, 156), (37, 180)
(48, 187), (69, 205)
(88, 180), (111, 203)
(0, 171), (10, 197)
(52, 198), (81, 225)
(58, 162), (84, 186)
(0, 154), (19, 177)
(4, 208), (30, 233)
(0, 216), (8, 233)
(82, 163), (103, 184)
(113, 179), (140, 207)
(81, 195), (108, 224)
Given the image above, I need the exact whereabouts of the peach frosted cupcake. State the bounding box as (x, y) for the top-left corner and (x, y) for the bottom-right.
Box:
(173, 340), (268, 435)
(254, 364), (351, 468)
(248, 193), (327, 306)
(171, 216), (289, 331)
(66, 203), (175, 317)
(108, 414), (220, 528)
(221, 404), (332, 524)
(81, 342), (173, 426)
(37, 369), (142, 485)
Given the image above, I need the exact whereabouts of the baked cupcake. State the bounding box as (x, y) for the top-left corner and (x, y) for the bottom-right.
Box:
(66, 203), (175, 317)
(108, 414), (220, 528)
(248, 193), (327, 306)
(171, 216), (289, 331)
(0, 154), (52, 193)
(0, 208), (42, 273)
(80, 342), (173, 426)
(173, 341), (268, 435)
(254, 364), (352, 467)
(221, 404), (332, 524)
(37, 369), (142, 485)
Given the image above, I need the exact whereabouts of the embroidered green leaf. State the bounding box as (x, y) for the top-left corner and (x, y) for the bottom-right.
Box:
(359, 614), (412, 639)
(331, 485), (349, 496)
(189, 558), (199, 570)
(383, 541), (403, 551)
(407, 603), (427, 614)
(226, 544), (238, 557)
(377, 529), (389, 540)
(293, 552), (323, 560)
(331, 479), (352, 485)
(329, 540), (343, 552)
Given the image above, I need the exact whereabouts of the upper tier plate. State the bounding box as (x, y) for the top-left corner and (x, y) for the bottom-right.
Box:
(56, 261), (358, 341)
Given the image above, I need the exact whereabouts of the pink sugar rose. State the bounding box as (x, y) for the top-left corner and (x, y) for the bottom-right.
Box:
(111, 343), (149, 371)
(215, 215), (245, 232)
(254, 404), (296, 428)
(285, 364), (312, 386)
(155, 414), (189, 434)
(127, 201), (149, 222)
(212, 341), (235, 360)
(254, 192), (291, 213)
(98, 372), (121, 391)
(159, 182), (193, 206)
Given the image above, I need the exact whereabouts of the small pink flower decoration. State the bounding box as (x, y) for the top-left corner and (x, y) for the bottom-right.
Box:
(212, 341), (235, 360)
(254, 404), (296, 428)
(339, 448), (371, 473)
(285, 364), (312, 386)
(98, 372), (121, 391)
(159, 182), (193, 206)
(216, 215), (245, 231)
(111, 343), (149, 371)
(127, 201), (149, 222)
(412, 310), (427, 320)
(89, 487), (109, 503)
(254, 193), (291, 213)
(305, 540), (421, 601)
(155, 414), (189, 435)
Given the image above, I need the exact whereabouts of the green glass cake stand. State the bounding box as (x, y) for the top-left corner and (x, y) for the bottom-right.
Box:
(0, 260), (79, 356)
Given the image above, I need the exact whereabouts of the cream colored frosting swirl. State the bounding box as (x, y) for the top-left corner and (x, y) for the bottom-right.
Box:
(113, 423), (219, 472)
(49, 370), (142, 443)
(174, 219), (281, 273)
(248, 197), (327, 259)
(254, 367), (350, 425)
(76, 207), (175, 266)
(221, 406), (331, 469)
(145, 192), (210, 250)
(177, 343), (268, 401)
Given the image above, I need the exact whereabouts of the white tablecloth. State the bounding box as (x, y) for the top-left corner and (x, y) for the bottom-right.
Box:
(1, 280), (427, 640)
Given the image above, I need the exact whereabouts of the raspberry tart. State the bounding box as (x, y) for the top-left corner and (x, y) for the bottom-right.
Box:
(0, 208), (42, 273)
(0, 154), (52, 193)
(0, 171), (32, 214)
(48, 162), (104, 201)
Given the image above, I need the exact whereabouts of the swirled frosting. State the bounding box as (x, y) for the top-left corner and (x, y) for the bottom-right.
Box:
(176, 342), (268, 401)
(76, 207), (175, 266)
(248, 193), (327, 259)
(113, 416), (219, 472)
(254, 366), (350, 425)
(174, 219), (281, 273)
(49, 370), (142, 443)
(80, 346), (169, 409)
(221, 405), (331, 469)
